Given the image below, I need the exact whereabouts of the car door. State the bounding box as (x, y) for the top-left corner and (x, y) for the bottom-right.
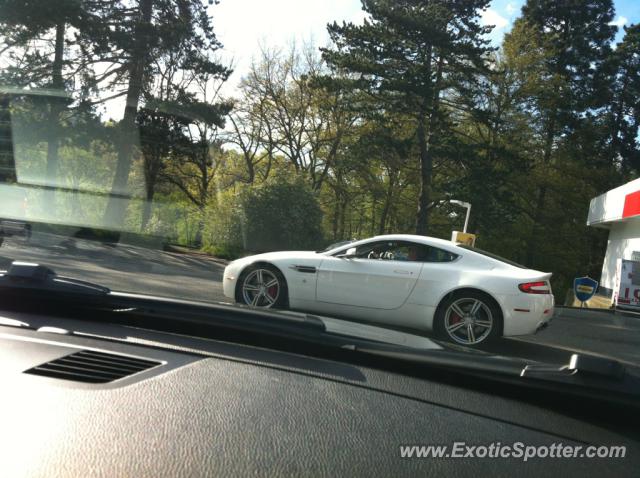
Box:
(315, 240), (423, 310)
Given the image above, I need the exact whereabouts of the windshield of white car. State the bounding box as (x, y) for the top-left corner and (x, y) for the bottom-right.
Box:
(318, 240), (354, 253)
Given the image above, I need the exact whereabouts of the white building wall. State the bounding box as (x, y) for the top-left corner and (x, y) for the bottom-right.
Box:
(600, 218), (640, 293)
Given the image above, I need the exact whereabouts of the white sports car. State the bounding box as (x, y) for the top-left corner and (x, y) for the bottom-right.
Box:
(223, 234), (554, 346)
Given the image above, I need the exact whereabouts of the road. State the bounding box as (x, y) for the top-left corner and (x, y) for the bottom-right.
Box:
(0, 233), (227, 303)
(2, 233), (640, 367)
(486, 308), (640, 366)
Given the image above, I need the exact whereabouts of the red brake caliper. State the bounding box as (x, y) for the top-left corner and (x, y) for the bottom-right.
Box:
(268, 285), (278, 299)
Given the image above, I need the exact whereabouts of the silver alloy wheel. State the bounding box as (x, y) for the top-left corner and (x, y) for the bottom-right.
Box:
(241, 268), (281, 308)
(444, 298), (493, 345)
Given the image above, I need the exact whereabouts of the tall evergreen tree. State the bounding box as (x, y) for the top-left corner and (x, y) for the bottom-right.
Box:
(606, 23), (640, 175)
(521, 0), (616, 118)
(504, 0), (616, 264)
(321, 0), (493, 234)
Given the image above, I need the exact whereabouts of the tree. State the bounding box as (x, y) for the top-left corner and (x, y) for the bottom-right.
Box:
(137, 107), (187, 228)
(153, 69), (232, 245)
(605, 23), (640, 175)
(242, 179), (324, 252)
(226, 83), (275, 184)
(161, 125), (223, 214)
(504, 0), (616, 264)
(83, 0), (231, 225)
(0, 0), (98, 210)
(236, 44), (355, 190)
(342, 117), (412, 236)
(321, 0), (494, 235)
(137, 42), (232, 229)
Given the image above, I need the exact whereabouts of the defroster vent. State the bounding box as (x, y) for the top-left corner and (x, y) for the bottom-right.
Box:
(24, 350), (161, 383)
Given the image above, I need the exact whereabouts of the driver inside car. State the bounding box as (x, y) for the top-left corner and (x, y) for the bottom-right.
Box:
(407, 246), (419, 261)
(367, 247), (383, 259)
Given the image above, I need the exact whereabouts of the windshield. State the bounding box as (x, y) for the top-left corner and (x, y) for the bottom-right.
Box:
(0, 0), (639, 371)
(319, 240), (354, 253)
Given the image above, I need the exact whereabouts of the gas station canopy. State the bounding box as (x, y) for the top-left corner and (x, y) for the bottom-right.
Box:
(587, 178), (640, 300)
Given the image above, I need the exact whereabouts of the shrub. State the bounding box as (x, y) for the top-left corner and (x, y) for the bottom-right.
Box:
(202, 179), (324, 256)
(242, 180), (323, 252)
(201, 243), (244, 260)
(202, 188), (245, 254)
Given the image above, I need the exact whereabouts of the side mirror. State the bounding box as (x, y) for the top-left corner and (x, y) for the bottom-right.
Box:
(337, 247), (357, 259)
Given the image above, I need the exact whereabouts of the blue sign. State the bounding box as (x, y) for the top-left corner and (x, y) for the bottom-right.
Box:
(574, 277), (598, 303)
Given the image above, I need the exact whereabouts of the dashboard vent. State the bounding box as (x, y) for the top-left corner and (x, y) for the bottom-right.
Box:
(24, 350), (161, 383)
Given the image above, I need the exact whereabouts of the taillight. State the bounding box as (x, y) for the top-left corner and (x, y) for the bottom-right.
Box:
(518, 281), (551, 294)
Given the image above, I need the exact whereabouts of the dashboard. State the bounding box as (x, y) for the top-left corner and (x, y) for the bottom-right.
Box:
(0, 310), (638, 477)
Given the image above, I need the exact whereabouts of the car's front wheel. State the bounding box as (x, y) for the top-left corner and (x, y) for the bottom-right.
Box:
(434, 291), (502, 347)
(236, 265), (288, 309)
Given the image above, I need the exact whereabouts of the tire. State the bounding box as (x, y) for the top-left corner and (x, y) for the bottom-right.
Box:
(235, 264), (288, 309)
(434, 290), (502, 347)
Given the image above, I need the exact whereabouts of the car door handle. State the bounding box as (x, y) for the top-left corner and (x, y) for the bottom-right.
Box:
(393, 269), (412, 275)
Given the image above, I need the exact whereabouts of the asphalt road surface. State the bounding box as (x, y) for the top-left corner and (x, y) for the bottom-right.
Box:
(0, 232), (227, 303)
(2, 233), (639, 367)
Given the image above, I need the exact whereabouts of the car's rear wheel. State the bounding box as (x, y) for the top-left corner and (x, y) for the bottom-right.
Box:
(434, 291), (502, 346)
(236, 265), (288, 309)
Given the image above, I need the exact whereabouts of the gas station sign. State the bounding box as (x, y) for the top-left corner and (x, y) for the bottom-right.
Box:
(451, 231), (476, 247)
(573, 277), (598, 305)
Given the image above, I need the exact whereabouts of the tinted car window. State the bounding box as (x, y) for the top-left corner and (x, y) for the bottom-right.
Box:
(347, 241), (457, 263)
(424, 246), (458, 263)
(457, 245), (526, 268)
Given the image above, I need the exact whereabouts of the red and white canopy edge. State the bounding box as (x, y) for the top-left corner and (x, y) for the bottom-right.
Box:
(588, 177), (640, 228)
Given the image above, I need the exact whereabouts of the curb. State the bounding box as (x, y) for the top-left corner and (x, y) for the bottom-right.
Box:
(555, 305), (640, 319)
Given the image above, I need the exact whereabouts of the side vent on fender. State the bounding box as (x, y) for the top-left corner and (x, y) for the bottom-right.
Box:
(24, 350), (161, 383)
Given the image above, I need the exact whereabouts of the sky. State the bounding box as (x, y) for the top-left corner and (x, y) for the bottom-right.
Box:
(211, 0), (639, 96)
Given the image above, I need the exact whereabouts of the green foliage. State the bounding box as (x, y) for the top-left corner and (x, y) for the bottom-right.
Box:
(320, 0), (495, 234)
(202, 188), (246, 254)
(201, 179), (324, 255)
(201, 244), (244, 261)
(241, 179), (324, 252)
(605, 23), (640, 175)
